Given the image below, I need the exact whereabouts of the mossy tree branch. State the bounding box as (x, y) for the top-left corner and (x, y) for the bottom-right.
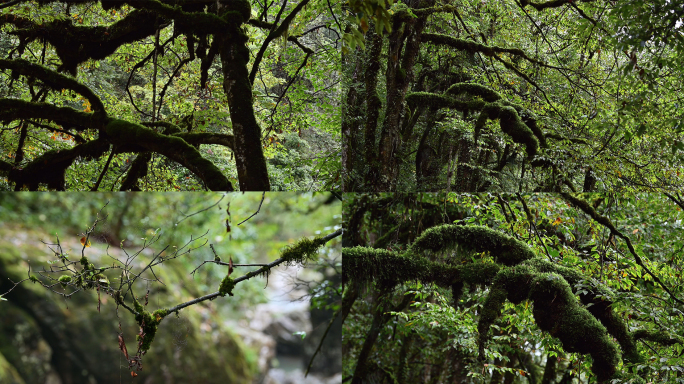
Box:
(2, 8), (162, 75)
(560, 193), (684, 307)
(345, 224), (677, 382)
(0, 58), (106, 116)
(421, 33), (546, 66)
(405, 85), (544, 158)
(104, 118), (234, 191)
(0, 99), (234, 190)
(164, 228), (342, 315)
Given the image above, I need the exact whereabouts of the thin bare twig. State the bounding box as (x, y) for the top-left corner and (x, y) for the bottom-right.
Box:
(176, 194), (226, 225)
(305, 308), (339, 377)
(237, 192), (266, 225)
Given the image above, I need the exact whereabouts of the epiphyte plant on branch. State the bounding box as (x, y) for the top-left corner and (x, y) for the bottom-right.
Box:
(0, 200), (343, 378)
(341, 0), (684, 192)
(342, 193), (684, 384)
(0, 0), (341, 191)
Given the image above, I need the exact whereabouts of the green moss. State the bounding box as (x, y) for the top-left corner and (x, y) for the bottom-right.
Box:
(28, 275), (38, 283)
(527, 273), (620, 381)
(405, 92), (484, 113)
(409, 225), (536, 266)
(130, 297), (164, 353)
(343, 247), (434, 290)
(222, 0), (252, 23)
(477, 284), (507, 359)
(80, 256), (89, 268)
(104, 118), (233, 191)
(457, 261), (500, 285)
(280, 237), (328, 265)
(135, 310), (160, 353)
(153, 309), (169, 321)
(58, 275), (72, 288)
(495, 264), (536, 304)
(446, 83), (501, 102)
(133, 297), (144, 314)
(497, 106), (539, 158)
(218, 276), (236, 297)
(424, 262), (460, 287)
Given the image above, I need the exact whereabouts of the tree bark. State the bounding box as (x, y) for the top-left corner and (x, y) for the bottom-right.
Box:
(217, 32), (270, 190)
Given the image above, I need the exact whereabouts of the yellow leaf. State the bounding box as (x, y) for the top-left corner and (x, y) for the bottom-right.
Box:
(80, 236), (91, 248)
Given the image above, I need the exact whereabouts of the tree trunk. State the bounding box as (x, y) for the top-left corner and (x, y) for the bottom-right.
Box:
(218, 33), (270, 191)
(376, 1), (433, 191)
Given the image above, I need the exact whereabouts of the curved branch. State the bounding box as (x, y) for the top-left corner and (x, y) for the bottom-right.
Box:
(560, 193), (684, 307)
(0, 58), (106, 115)
(421, 33), (545, 66)
(7, 139), (110, 190)
(104, 118), (234, 191)
(5, 9), (162, 75)
(248, 0), (312, 85)
(0, 98), (103, 130)
(173, 132), (234, 150)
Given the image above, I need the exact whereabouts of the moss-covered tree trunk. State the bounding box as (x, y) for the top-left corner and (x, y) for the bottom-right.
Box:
(375, 0), (433, 191)
(362, 31), (384, 188)
(341, 45), (365, 191)
(218, 33), (270, 191)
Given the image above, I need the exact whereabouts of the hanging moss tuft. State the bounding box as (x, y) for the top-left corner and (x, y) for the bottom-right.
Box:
(218, 275), (236, 297)
(497, 106), (539, 158)
(280, 237), (328, 265)
(477, 284), (507, 359)
(131, 297), (164, 353)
